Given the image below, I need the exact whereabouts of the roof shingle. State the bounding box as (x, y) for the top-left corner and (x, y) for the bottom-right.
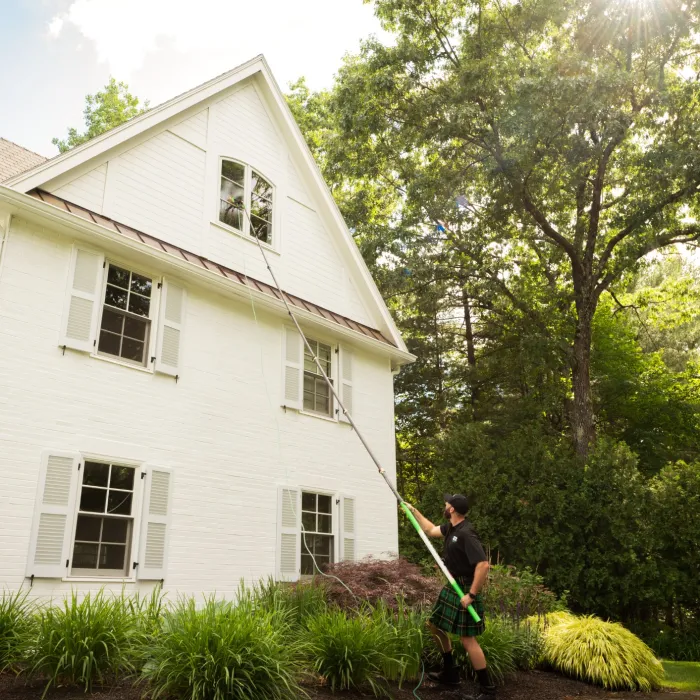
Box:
(0, 139), (47, 183)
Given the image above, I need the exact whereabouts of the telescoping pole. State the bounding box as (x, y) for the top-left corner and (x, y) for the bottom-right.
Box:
(240, 203), (481, 624)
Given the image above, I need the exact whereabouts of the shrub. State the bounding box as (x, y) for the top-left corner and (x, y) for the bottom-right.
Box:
(632, 622), (700, 662)
(483, 564), (565, 622)
(27, 590), (139, 694)
(0, 589), (34, 672)
(510, 621), (545, 670)
(252, 578), (327, 629)
(321, 557), (442, 610)
(303, 608), (396, 697)
(542, 614), (664, 690)
(141, 596), (302, 700)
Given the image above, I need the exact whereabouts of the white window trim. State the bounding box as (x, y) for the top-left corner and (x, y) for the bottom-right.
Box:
(92, 259), (162, 373)
(298, 487), (340, 576)
(300, 337), (339, 422)
(65, 454), (145, 582)
(215, 157), (277, 252)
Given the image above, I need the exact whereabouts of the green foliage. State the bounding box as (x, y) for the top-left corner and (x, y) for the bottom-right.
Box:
(638, 624), (700, 662)
(27, 591), (140, 695)
(0, 589), (34, 672)
(53, 77), (147, 153)
(248, 578), (327, 630)
(303, 608), (394, 697)
(541, 614), (664, 691)
(141, 595), (302, 700)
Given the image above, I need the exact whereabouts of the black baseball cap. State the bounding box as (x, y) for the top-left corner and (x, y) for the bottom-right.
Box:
(443, 493), (469, 515)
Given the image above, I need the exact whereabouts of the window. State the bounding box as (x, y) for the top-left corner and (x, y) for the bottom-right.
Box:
(219, 159), (274, 245)
(71, 461), (136, 577)
(300, 491), (333, 575)
(97, 264), (153, 366)
(303, 339), (333, 416)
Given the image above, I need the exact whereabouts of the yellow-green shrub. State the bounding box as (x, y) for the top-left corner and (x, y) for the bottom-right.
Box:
(542, 615), (664, 691)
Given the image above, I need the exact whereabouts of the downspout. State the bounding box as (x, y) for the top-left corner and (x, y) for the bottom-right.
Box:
(0, 211), (11, 283)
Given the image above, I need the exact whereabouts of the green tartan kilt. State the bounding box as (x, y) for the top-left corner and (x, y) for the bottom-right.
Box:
(430, 577), (486, 638)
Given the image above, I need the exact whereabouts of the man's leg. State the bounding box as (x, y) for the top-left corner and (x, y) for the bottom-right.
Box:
(461, 636), (496, 697)
(427, 622), (460, 685)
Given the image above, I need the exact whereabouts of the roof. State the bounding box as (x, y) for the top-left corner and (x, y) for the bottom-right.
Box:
(28, 189), (395, 348)
(0, 139), (47, 183)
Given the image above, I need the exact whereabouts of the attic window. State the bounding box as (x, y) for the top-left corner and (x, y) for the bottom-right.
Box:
(219, 159), (274, 245)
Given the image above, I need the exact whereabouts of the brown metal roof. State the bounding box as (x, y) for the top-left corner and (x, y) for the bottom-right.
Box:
(28, 189), (395, 347)
(0, 139), (48, 183)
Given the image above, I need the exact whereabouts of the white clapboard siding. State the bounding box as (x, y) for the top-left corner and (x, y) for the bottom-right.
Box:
(137, 467), (174, 580)
(283, 327), (302, 410)
(339, 346), (354, 423)
(341, 495), (356, 563)
(60, 247), (104, 352)
(277, 487), (300, 581)
(26, 451), (80, 578)
(155, 280), (186, 377)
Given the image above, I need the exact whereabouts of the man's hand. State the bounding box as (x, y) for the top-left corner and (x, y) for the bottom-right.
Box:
(460, 594), (475, 609)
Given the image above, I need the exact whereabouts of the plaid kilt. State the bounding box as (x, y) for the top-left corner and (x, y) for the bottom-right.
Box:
(430, 577), (486, 637)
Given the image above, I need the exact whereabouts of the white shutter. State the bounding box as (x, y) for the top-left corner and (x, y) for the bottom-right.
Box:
(155, 280), (185, 377)
(137, 466), (174, 580)
(60, 247), (104, 352)
(340, 495), (356, 562)
(283, 327), (303, 410)
(277, 487), (300, 581)
(338, 346), (354, 423)
(26, 451), (80, 578)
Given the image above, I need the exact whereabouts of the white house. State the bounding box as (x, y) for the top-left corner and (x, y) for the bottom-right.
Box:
(0, 56), (413, 599)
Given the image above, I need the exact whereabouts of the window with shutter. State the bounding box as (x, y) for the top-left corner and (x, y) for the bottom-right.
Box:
(137, 467), (174, 580)
(339, 346), (354, 423)
(277, 487), (300, 581)
(61, 247), (104, 352)
(341, 496), (356, 562)
(283, 328), (302, 410)
(156, 280), (186, 377)
(300, 491), (334, 575)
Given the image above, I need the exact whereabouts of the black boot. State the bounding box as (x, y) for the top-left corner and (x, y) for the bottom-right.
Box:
(461, 685), (497, 699)
(428, 650), (461, 686)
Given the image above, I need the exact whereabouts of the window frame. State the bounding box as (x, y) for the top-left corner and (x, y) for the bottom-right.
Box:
(217, 157), (276, 249)
(66, 454), (145, 582)
(302, 337), (336, 419)
(93, 258), (160, 372)
(299, 488), (338, 578)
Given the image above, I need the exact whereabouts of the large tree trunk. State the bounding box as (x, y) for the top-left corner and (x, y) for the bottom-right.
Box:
(571, 307), (595, 458)
(462, 287), (479, 411)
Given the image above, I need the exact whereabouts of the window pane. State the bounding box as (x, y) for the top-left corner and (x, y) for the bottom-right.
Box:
(219, 200), (243, 230)
(105, 285), (127, 310)
(123, 316), (147, 341)
(318, 495), (332, 514)
(220, 177), (245, 206)
(302, 492), (316, 511)
(252, 171), (272, 201)
(251, 197), (272, 223)
(222, 160), (245, 184)
(250, 217), (271, 244)
(98, 330), (121, 357)
(99, 543), (126, 570)
(75, 515), (101, 542)
(304, 356), (318, 373)
(107, 266), (130, 289)
(73, 542), (99, 569)
(107, 491), (133, 516)
(110, 466), (135, 491)
(315, 379), (329, 398)
(315, 555), (330, 570)
(84, 462), (109, 487)
(314, 535), (331, 556)
(128, 294), (150, 317)
(102, 518), (129, 543)
(101, 308), (123, 335)
(130, 273), (152, 297)
(317, 395), (330, 415)
(302, 511), (316, 533)
(80, 487), (107, 513)
(318, 514), (332, 534)
(301, 554), (314, 575)
(121, 337), (145, 364)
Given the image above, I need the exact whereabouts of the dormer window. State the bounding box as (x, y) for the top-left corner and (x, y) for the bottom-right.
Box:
(219, 159), (274, 245)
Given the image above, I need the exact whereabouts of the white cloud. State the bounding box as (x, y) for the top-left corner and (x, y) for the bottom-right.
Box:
(49, 0), (387, 86)
(47, 16), (64, 38)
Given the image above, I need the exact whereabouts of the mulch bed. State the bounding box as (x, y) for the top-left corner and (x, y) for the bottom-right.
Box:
(2, 670), (698, 700)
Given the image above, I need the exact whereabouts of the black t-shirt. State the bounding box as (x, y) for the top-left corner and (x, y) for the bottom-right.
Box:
(440, 520), (487, 584)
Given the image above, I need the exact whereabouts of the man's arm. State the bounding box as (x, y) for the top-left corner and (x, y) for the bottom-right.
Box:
(461, 561), (490, 608)
(405, 504), (443, 538)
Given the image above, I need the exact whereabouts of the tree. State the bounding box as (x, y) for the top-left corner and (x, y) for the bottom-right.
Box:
(53, 77), (148, 153)
(327, 0), (700, 456)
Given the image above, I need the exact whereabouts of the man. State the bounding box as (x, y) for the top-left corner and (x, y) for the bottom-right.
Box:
(408, 494), (495, 698)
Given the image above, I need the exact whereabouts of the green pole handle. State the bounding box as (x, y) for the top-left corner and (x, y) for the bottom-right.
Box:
(400, 503), (481, 623)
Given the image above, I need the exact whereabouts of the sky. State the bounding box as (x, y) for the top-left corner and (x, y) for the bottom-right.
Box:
(0, 0), (388, 157)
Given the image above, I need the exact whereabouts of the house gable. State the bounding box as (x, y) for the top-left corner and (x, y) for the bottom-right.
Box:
(6, 57), (406, 352)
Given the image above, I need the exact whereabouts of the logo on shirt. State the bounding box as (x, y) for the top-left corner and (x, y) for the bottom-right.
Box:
(452, 536), (458, 542)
